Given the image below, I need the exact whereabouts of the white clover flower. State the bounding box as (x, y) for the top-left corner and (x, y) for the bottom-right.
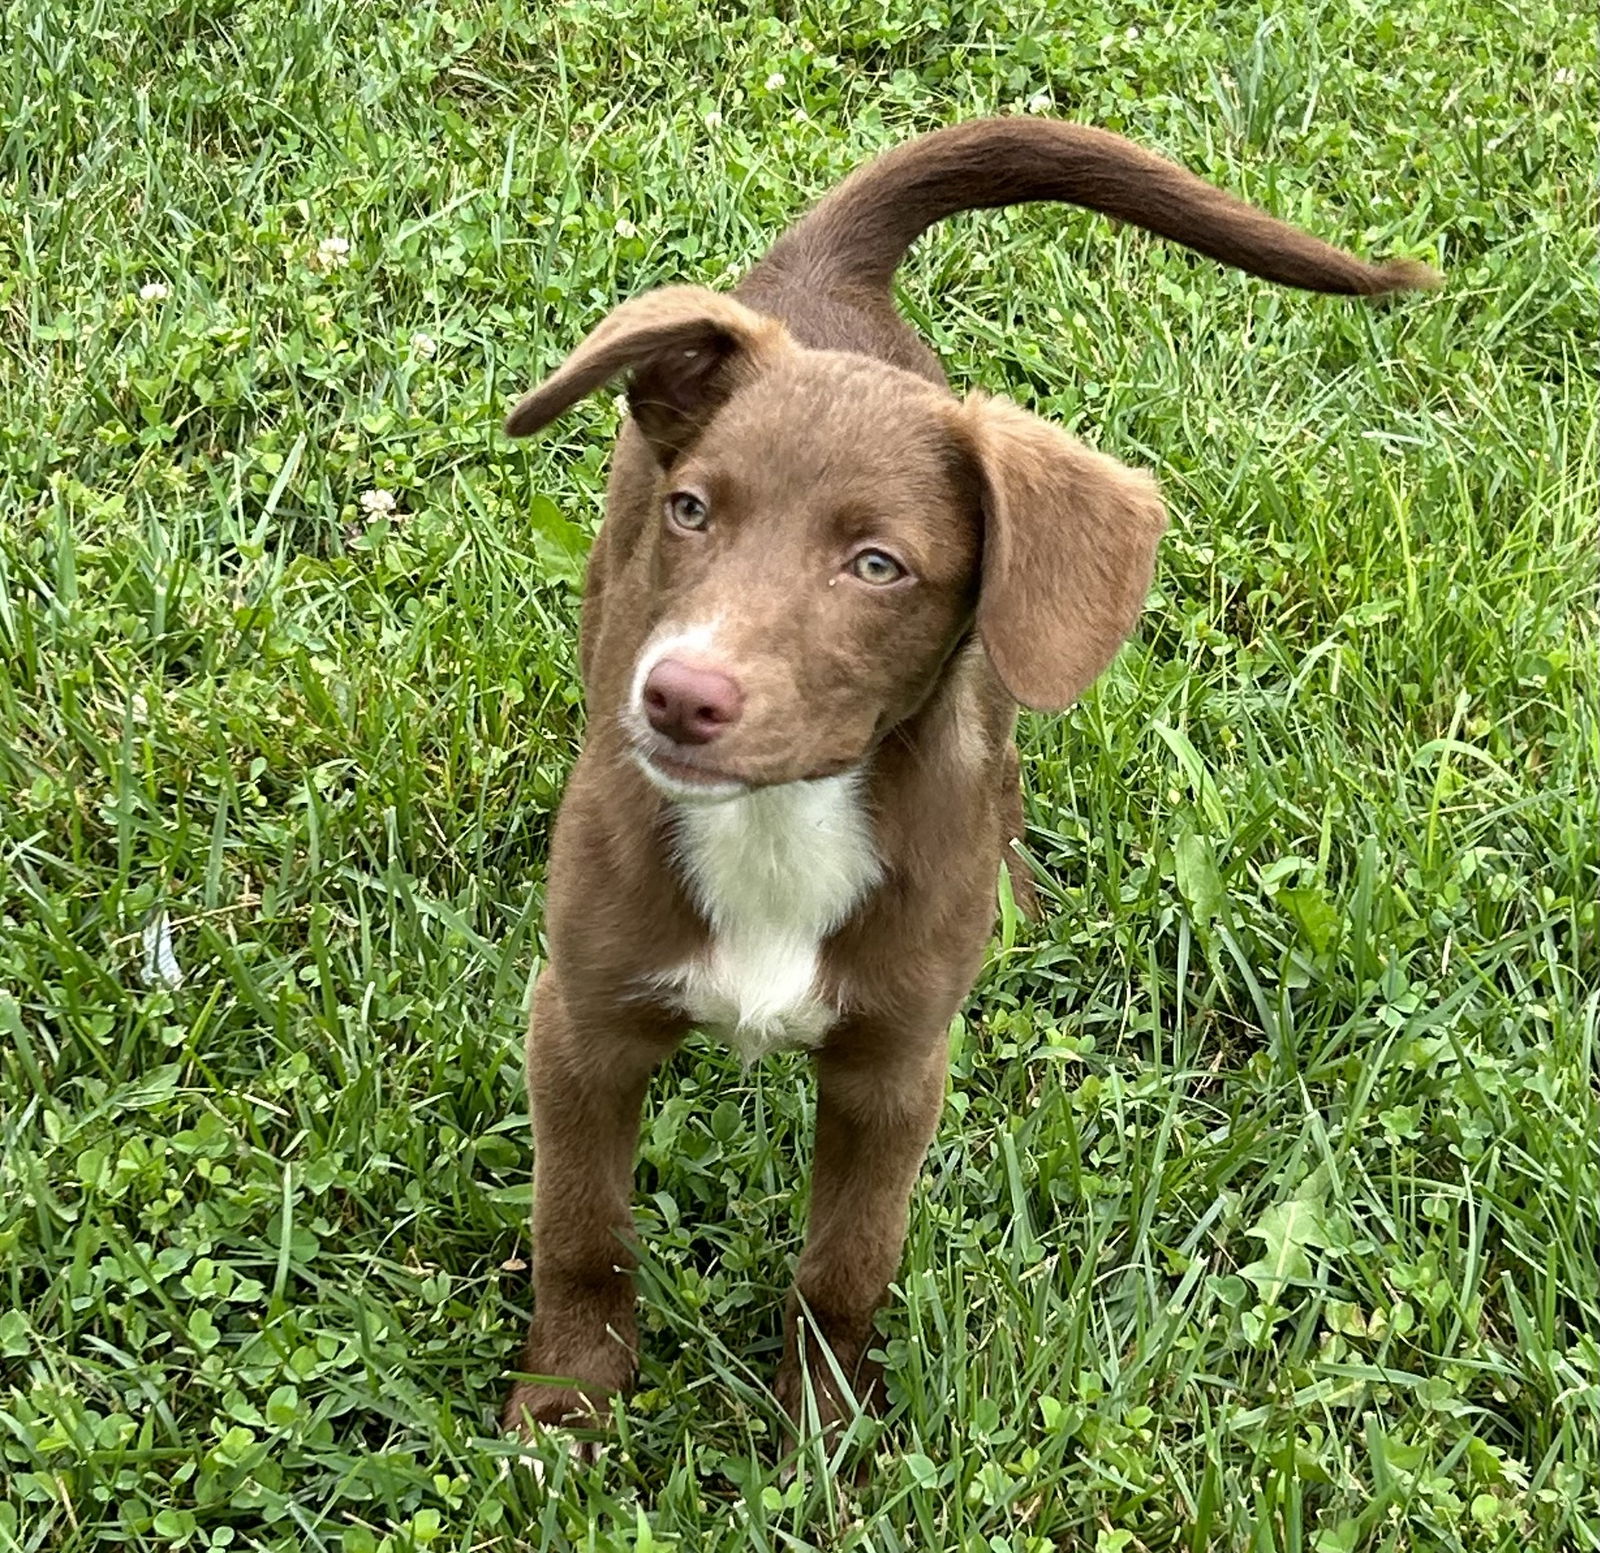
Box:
(792, 107), (809, 123)
(614, 217), (637, 238)
(1125, 25), (1141, 40)
(1026, 90), (1052, 115)
(313, 235), (351, 271)
(138, 280), (170, 302)
(359, 488), (398, 517)
(765, 71), (785, 91)
(410, 331), (437, 359)
(1553, 66), (1576, 85)
(704, 109), (723, 129)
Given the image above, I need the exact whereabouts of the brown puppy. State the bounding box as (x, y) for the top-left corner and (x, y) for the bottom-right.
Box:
(498, 118), (1435, 1444)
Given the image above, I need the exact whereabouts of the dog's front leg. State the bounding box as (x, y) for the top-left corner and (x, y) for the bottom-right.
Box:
(502, 967), (676, 1438)
(777, 1027), (948, 1437)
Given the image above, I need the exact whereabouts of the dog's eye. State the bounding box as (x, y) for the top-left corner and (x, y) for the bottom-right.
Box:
(848, 549), (905, 585)
(665, 491), (710, 532)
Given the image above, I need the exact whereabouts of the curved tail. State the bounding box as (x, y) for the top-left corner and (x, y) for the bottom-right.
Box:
(763, 118), (1438, 297)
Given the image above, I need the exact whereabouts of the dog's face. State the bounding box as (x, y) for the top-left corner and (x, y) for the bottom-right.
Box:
(621, 357), (983, 796)
(507, 287), (1166, 800)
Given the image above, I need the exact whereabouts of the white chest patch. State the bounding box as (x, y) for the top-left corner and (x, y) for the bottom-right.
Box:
(654, 772), (882, 1063)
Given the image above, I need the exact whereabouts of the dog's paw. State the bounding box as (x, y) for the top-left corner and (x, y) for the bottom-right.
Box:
(774, 1341), (881, 1444)
(502, 1317), (636, 1448)
(500, 1381), (616, 1483)
(775, 1364), (879, 1492)
(498, 1415), (607, 1485)
(501, 1379), (610, 1440)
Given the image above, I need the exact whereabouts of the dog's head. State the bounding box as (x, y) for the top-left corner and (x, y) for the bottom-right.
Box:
(507, 287), (1165, 800)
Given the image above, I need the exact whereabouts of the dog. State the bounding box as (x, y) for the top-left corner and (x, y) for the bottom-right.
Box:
(497, 117), (1436, 1445)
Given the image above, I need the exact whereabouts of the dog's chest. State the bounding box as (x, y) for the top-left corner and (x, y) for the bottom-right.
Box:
(655, 775), (881, 1062)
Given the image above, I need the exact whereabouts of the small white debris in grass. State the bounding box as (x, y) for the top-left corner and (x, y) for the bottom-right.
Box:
(141, 912), (184, 989)
(409, 331), (437, 359)
(359, 488), (398, 517)
(496, 1455), (546, 1483)
(311, 235), (351, 271)
(1554, 66), (1576, 85)
(138, 281), (170, 302)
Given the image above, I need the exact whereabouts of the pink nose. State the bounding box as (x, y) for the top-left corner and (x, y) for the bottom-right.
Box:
(642, 658), (744, 745)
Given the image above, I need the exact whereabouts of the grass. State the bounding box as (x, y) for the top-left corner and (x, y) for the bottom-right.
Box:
(0, 0), (1596, 1547)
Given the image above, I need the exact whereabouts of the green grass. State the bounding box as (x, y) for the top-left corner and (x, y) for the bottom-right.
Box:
(1, 0), (1596, 1548)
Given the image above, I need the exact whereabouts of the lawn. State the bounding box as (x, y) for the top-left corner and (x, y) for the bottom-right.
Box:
(1, 0), (1596, 1548)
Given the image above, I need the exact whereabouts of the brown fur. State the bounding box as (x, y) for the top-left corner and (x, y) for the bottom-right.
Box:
(497, 117), (1435, 1446)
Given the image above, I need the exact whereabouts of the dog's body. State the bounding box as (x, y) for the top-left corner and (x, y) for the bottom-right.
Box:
(500, 118), (1434, 1440)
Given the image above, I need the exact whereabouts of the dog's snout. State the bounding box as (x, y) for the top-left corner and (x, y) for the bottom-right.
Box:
(642, 658), (744, 745)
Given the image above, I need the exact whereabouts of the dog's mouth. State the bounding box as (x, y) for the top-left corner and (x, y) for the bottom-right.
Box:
(631, 743), (751, 802)
(629, 735), (861, 803)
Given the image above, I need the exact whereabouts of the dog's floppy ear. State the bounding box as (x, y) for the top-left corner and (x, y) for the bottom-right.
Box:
(505, 286), (788, 460)
(961, 395), (1167, 712)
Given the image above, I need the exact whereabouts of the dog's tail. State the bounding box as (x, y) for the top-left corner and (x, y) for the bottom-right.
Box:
(762, 118), (1438, 297)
